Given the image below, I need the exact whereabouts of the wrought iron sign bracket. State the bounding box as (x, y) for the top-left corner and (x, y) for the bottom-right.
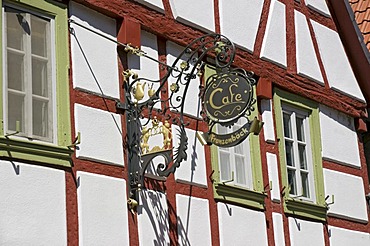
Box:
(116, 102), (129, 111)
(117, 34), (263, 206)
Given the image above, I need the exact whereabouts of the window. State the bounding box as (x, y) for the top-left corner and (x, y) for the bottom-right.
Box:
(274, 89), (327, 221)
(217, 118), (253, 188)
(206, 66), (265, 210)
(5, 6), (53, 142)
(0, 0), (72, 167)
(282, 104), (315, 201)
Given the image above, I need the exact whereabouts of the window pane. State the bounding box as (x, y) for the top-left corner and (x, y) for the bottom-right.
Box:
(31, 16), (48, 57)
(235, 156), (246, 186)
(32, 99), (49, 138)
(234, 142), (245, 155)
(285, 140), (294, 167)
(301, 172), (310, 198)
(288, 169), (297, 195)
(32, 58), (48, 96)
(6, 11), (25, 51)
(8, 93), (24, 132)
(298, 144), (307, 170)
(296, 117), (305, 142)
(283, 112), (292, 138)
(219, 151), (231, 181)
(7, 51), (24, 91)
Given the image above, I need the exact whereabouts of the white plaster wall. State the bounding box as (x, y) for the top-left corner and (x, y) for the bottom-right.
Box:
(260, 0), (287, 68)
(289, 218), (325, 246)
(311, 20), (365, 101)
(135, 0), (164, 13)
(0, 161), (67, 245)
(324, 169), (368, 223)
(219, 0), (264, 52)
(173, 125), (207, 187)
(261, 99), (275, 142)
(329, 226), (370, 246)
(166, 41), (201, 118)
(128, 30), (161, 105)
(294, 10), (324, 84)
(218, 203), (268, 246)
(169, 0), (215, 32)
(267, 153), (281, 202)
(74, 104), (124, 166)
(272, 213), (286, 246)
(77, 172), (129, 246)
(319, 104), (361, 168)
(306, 0), (330, 17)
(172, 125), (207, 187)
(138, 189), (170, 245)
(128, 30), (159, 80)
(176, 194), (212, 246)
(70, 2), (120, 99)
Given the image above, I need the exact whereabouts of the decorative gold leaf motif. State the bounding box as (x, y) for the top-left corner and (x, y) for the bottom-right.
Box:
(170, 83), (179, 92)
(140, 117), (172, 155)
(180, 61), (188, 70)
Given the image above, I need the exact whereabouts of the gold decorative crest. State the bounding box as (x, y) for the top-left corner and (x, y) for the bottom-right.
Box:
(141, 117), (172, 155)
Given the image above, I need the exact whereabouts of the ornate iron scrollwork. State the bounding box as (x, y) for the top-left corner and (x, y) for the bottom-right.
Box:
(117, 34), (257, 201)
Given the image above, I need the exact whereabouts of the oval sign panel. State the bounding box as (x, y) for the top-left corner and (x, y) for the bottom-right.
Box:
(204, 72), (253, 124)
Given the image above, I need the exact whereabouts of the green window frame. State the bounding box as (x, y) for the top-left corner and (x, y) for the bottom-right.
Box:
(0, 0), (72, 167)
(206, 66), (266, 210)
(274, 89), (327, 221)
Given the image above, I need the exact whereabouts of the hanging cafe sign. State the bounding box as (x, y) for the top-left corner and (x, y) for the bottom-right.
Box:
(200, 68), (263, 147)
(112, 33), (263, 207)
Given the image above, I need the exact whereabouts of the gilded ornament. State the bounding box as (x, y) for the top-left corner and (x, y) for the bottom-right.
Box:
(180, 61), (188, 70)
(140, 117), (172, 154)
(132, 81), (146, 101)
(148, 84), (155, 97)
(170, 83), (179, 92)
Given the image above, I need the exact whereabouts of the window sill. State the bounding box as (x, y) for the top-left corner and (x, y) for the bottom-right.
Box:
(284, 197), (328, 222)
(0, 136), (73, 167)
(214, 182), (266, 210)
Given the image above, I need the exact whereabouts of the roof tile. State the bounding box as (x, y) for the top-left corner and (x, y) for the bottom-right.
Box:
(349, 0), (370, 50)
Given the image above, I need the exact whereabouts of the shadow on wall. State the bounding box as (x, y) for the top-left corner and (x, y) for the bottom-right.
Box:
(135, 128), (200, 245)
(136, 98), (202, 245)
(177, 213), (192, 246)
(138, 190), (169, 245)
(320, 104), (355, 130)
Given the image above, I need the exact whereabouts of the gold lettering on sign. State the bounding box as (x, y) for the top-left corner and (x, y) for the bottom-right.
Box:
(208, 84), (245, 110)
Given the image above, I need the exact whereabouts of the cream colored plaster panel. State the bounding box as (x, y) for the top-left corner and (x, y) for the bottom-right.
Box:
(77, 172), (129, 245)
(138, 190), (170, 245)
(173, 125), (207, 187)
(295, 10), (324, 83)
(260, 0), (287, 67)
(312, 20), (365, 101)
(218, 202), (268, 246)
(74, 104), (124, 166)
(319, 104), (361, 168)
(324, 169), (368, 223)
(70, 2), (119, 99)
(176, 194), (212, 246)
(0, 161), (67, 245)
(306, 0), (330, 17)
(219, 0), (264, 52)
(289, 218), (325, 246)
(329, 226), (370, 246)
(169, 0), (215, 32)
